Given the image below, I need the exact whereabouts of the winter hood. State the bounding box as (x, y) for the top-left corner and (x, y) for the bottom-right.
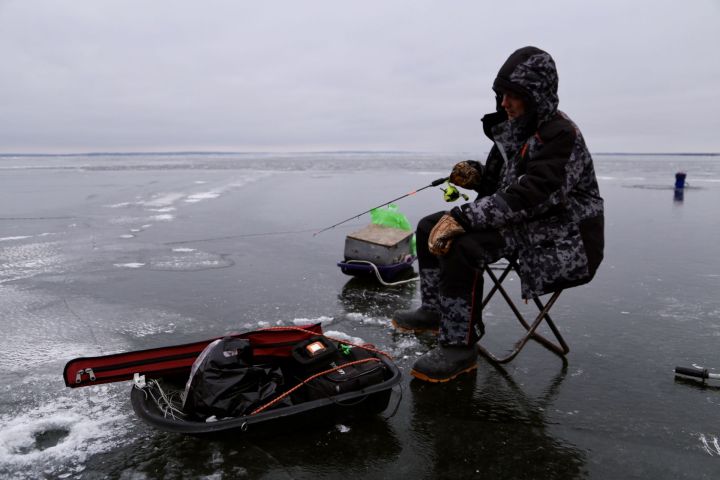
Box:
(492, 46), (560, 127)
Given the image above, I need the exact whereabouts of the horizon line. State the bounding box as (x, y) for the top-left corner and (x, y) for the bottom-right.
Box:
(0, 150), (718, 158)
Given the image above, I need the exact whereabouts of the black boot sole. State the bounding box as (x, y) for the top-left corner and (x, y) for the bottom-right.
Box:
(391, 319), (439, 334)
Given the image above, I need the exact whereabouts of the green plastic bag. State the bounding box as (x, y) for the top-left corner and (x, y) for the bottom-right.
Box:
(370, 204), (417, 255)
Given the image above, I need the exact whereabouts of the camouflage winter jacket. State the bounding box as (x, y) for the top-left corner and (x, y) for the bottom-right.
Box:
(451, 46), (605, 298)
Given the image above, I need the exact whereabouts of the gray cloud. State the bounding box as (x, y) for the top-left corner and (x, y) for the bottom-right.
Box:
(1, 0), (718, 153)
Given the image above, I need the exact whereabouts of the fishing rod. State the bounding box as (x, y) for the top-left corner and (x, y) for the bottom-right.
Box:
(313, 176), (449, 236)
(674, 365), (720, 382)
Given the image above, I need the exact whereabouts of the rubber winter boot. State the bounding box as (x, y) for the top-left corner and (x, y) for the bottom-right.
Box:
(410, 345), (478, 383)
(391, 307), (441, 334)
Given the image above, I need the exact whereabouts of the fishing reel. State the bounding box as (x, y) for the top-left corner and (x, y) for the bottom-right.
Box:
(441, 181), (469, 202)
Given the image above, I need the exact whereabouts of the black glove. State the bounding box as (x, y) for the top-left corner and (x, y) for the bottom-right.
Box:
(450, 161), (484, 190)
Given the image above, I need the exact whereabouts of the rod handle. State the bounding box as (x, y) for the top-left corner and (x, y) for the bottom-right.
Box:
(674, 366), (709, 380)
(431, 176), (449, 187)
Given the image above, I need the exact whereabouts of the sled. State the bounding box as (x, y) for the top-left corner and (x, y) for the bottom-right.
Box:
(63, 325), (401, 435)
(337, 256), (416, 282)
(130, 350), (400, 434)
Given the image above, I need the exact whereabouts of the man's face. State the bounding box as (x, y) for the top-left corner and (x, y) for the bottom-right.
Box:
(501, 92), (526, 120)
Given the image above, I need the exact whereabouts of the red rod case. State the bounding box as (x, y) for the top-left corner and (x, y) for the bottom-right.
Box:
(63, 324), (323, 388)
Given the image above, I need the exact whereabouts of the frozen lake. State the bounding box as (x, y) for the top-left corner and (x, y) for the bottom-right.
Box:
(1, 152), (719, 479)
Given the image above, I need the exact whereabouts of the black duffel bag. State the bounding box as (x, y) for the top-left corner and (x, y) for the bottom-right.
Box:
(287, 336), (387, 402)
(182, 337), (289, 418)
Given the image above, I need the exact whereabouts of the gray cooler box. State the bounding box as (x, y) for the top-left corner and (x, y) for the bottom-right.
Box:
(344, 224), (413, 265)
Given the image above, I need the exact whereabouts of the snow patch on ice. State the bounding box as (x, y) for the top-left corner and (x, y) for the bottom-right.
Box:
(148, 206), (176, 213)
(391, 337), (421, 357)
(113, 263), (145, 268)
(141, 192), (185, 208)
(292, 316), (333, 327)
(344, 312), (390, 327)
(0, 236), (31, 242)
(324, 330), (364, 345)
(0, 233), (59, 245)
(185, 190), (222, 203)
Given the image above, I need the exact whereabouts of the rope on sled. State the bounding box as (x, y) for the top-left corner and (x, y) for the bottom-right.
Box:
(250, 357), (381, 415)
(343, 260), (419, 286)
(146, 379), (186, 420)
(249, 326), (394, 416)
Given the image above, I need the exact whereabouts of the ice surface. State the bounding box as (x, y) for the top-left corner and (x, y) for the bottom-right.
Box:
(2, 153), (720, 478)
(0, 241), (66, 284)
(0, 388), (130, 479)
(146, 250), (233, 271)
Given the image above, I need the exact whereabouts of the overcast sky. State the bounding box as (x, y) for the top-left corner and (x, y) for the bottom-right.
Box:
(1, 0), (718, 154)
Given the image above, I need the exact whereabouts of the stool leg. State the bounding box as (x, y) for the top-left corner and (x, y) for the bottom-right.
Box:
(477, 265), (570, 363)
(529, 295), (570, 356)
(481, 262), (514, 309)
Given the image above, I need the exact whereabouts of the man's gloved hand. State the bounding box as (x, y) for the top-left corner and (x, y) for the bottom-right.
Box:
(428, 213), (465, 256)
(450, 161), (483, 190)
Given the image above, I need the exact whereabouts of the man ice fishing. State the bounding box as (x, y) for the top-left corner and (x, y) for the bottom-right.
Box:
(392, 46), (605, 382)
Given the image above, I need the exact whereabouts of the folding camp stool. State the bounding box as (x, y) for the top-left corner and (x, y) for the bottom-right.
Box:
(476, 258), (569, 363)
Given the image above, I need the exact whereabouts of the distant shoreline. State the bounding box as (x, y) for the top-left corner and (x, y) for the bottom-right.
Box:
(594, 152), (720, 157)
(1, 151), (718, 158)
